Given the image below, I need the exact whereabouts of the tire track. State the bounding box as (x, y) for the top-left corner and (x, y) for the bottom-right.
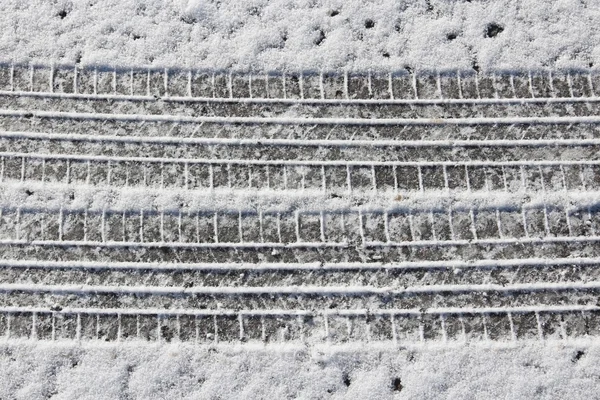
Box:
(2, 65), (600, 345)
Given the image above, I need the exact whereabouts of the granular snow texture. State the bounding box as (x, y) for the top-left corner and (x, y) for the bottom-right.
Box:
(0, 340), (598, 400)
(2, 0), (600, 398)
(1, 0), (599, 73)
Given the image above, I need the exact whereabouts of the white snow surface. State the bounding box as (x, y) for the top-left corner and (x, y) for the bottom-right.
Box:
(0, 340), (598, 399)
(3, 0), (600, 397)
(1, 0), (599, 73)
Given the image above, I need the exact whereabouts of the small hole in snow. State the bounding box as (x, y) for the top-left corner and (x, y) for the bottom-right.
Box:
(159, 246), (170, 254)
(315, 30), (326, 46)
(392, 377), (403, 391)
(181, 15), (197, 24)
(160, 325), (174, 342)
(485, 23), (504, 38)
(342, 373), (351, 387)
(364, 19), (375, 29)
(573, 350), (585, 363)
(57, 9), (68, 19)
(329, 10), (339, 17)
(248, 7), (261, 17)
(446, 32), (458, 41)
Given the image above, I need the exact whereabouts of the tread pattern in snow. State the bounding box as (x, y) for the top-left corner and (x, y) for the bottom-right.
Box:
(1, 65), (600, 344)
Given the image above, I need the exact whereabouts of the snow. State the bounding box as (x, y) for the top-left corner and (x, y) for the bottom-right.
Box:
(2, 0), (600, 397)
(5, 180), (600, 215)
(0, 339), (599, 399)
(0, 0), (599, 73)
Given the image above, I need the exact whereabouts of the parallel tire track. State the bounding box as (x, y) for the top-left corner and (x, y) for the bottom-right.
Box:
(1, 65), (600, 344)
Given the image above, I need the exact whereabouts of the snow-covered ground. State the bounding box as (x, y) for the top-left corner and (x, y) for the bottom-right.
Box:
(1, 0), (599, 72)
(2, 340), (599, 400)
(2, 0), (600, 398)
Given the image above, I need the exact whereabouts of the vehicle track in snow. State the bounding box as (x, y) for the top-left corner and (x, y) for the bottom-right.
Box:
(1, 64), (600, 345)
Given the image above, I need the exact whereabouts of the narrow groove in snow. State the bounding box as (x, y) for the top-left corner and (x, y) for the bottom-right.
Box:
(0, 304), (596, 317)
(3, 150), (600, 168)
(2, 130), (598, 148)
(4, 109), (600, 126)
(4, 89), (600, 105)
(0, 256), (597, 272)
(2, 280), (600, 296)
(0, 234), (599, 250)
